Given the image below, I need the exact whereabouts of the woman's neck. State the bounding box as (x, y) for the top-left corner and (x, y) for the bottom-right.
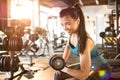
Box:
(70, 34), (79, 47)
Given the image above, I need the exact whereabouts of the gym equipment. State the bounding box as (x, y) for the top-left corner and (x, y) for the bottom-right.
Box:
(1, 38), (40, 80)
(99, 1), (120, 79)
(0, 21), (48, 80)
(3, 26), (24, 51)
(3, 36), (23, 51)
(0, 51), (8, 56)
(99, 9), (120, 59)
(16, 33), (40, 67)
(35, 27), (48, 37)
(21, 33), (39, 54)
(4, 27), (15, 37)
(2, 36), (25, 80)
(0, 26), (28, 80)
(34, 27), (51, 56)
(0, 55), (20, 72)
(29, 33), (39, 42)
(0, 37), (2, 43)
(49, 55), (80, 71)
(0, 30), (7, 50)
(53, 32), (68, 50)
(49, 55), (65, 70)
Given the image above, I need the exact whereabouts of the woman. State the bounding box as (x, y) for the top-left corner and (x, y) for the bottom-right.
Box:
(54, 2), (111, 80)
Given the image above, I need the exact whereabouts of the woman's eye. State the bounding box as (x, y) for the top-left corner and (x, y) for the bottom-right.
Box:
(66, 22), (70, 26)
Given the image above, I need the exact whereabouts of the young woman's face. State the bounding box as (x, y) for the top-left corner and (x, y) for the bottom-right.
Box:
(60, 15), (79, 35)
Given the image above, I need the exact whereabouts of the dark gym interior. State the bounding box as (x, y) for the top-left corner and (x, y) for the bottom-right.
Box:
(0, 0), (120, 80)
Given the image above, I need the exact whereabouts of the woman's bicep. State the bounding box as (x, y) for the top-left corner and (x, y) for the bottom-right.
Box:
(79, 38), (94, 75)
(80, 50), (91, 73)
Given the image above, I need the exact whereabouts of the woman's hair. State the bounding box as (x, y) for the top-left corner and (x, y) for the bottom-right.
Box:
(59, 3), (87, 54)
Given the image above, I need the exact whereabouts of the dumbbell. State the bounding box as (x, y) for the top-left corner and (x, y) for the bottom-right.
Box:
(49, 55), (66, 71)
(0, 55), (20, 72)
(3, 36), (23, 51)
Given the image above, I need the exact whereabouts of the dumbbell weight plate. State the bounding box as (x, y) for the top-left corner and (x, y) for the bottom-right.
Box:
(1, 56), (5, 71)
(49, 55), (57, 67)
(0, 56), (2, 70)
(12, 56), (20, 72)
(8, 37), (16, 51)
(3, 37), (9, 50)
(52, 57), (65, 70)
(4, 56), (10, 71)
(6, 56), (10, 71)
(4, 56), (7, 71)
(49, 55), (65, 70)
(17, 37), (23, 51)
(3, 56), (7, 71)
(0, 56), (3, 71)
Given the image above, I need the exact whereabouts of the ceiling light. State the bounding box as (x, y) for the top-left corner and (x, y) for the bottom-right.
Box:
(95, 0), (99, 5)
(79, 0), (83, 5)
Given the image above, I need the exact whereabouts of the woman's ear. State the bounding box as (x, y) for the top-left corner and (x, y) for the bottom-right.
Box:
(77, 18), (80, 25)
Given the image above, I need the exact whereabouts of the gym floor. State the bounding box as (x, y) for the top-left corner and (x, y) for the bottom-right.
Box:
(0, 46), (120, 80)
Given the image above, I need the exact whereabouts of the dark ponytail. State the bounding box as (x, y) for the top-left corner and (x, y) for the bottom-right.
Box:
(74, 3), (87, 54)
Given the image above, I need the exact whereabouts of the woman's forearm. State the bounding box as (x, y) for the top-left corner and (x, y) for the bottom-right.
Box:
(62, 44), (71, 62)
(66, 67), (90, 80)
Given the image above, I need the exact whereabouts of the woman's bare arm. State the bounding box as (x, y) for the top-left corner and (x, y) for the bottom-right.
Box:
(65, 38), (94, 80)
(62, 43), (71, 63)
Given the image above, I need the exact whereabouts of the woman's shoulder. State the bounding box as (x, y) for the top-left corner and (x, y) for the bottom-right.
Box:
(86, 36), (94, 44)
(86, 36), (94, 50)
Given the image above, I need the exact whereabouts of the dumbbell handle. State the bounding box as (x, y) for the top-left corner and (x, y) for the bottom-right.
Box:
(61, 67), (68, 72)
(67, 63), (80, 68)
(61, 63), (80, 72)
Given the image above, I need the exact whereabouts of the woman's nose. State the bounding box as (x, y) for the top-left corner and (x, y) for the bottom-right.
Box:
(63, 25), (67, 30)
